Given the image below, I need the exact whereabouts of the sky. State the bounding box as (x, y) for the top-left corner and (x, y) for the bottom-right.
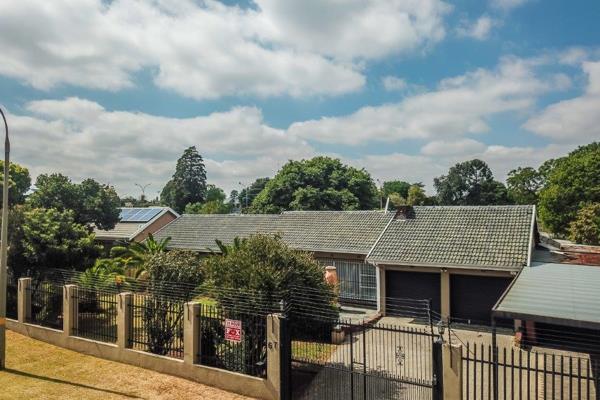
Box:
(1, 0), (599, 198)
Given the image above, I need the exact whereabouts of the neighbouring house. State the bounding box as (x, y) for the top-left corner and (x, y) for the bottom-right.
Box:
(493, 261), (600, 354)
(365, 205), (536, 325)
(95, 207), (180, 245)
(153, 205), (537, 325)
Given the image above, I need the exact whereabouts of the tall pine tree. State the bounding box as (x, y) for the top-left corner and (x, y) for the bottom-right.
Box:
(161, 146), (207, 212)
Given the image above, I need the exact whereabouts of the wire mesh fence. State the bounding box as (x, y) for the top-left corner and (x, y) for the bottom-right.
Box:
(73, 287), (118, 343)
(198, 304), (267, 377)
(128, 293), (184, 359)
(27, 281), (63, 330)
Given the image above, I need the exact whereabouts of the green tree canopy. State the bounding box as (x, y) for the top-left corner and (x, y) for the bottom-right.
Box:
(161, 146), (207, 212)
(0, 161), (31, 207)
(239, 177), (270, 209)
(28, 173), (120, 230)
(506, 167), (544, 205)
(15, 208), (101, 277)
(251, 157), (378, 213)
(382, 181), (412, 199)
(568, 203), (600, 245)
(184, 200), (231, 214)
(407, 184), (429, 205)
(538, 142), (600, 236)
(205, 184), (226, 203)
(434, 159), (510, 205)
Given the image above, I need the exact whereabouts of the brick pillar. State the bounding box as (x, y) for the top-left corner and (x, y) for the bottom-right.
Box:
(17, 277), (32, 323)
(63, 285), (77, 336)
(117, 292), (133, 349)
(267, 314), (286, 400)
(443, 343), (463, 400)
(441, 270), (451, 322)
(184, 302), (200, 365)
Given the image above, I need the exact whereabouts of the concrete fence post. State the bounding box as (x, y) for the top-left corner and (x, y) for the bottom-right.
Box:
(17, 277), (32, 323)
(443, 343), (463, 400)
(63, 284), (77, 336)
(267, 313), (286, 400)
(184, 302), (200, 365)
(117, 292), (133, 349)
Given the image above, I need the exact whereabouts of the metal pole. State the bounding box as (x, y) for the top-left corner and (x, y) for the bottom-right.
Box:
(0, 107), (10, 370)
(492, 318), (498, 400)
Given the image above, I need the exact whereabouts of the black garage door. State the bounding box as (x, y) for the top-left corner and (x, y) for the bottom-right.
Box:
(450, 275), (512, 326)
(386, 270), (441, 318)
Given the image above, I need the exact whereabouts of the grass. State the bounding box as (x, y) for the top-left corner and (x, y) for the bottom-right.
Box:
(292, 340), (337, 363)
(0, 330), (255, 400)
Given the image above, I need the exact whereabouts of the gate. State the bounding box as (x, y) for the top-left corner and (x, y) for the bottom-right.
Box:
(287, 317), (438, 400)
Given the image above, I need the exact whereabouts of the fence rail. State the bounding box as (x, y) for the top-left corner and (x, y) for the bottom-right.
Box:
(27, 282), (63, 330)
(199, 304), (267, 377)
(128, 294), (184, 359)
(73, 287), (118, 343)
(463, 342), (600, 400)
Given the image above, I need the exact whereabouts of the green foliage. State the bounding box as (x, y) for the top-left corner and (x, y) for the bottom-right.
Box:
(239, 177), (270, 209)
(78, 258), (128, 292)
(251, 157), (377, 213)
(506, 167), (543, 205)
(568, 203), (600, 245)
(0, 161), (31, 207)
(538, 143), (600, 236)
(111, 233), (171, 278)
(382, 181), (412, 199)
(406, 185), (428, 205)
(434, 159), (510, 205)
(145, 250), (204, 290)
(28, 173), (120, 230)
(206, 184), (226, 203)
(185, 200), (231, 214)
(161, 146), (207, 212)
(19, 208), (101, 275)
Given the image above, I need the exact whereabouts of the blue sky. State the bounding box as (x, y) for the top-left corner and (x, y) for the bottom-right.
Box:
(0, 0), (599, 197)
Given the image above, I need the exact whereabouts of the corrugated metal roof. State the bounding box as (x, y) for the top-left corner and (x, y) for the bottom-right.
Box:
(493, 262), (600, 329)
(366, 205), (534, 271)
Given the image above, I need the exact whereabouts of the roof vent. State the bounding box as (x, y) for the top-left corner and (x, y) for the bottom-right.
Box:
(394, 205), (415, 220)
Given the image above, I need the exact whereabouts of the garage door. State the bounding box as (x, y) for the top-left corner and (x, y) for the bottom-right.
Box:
(386, 270), (441, 318)
(450, 275), (513, 326)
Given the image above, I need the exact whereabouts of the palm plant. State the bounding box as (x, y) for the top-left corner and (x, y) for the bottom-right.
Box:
(112, 234), (171, 278)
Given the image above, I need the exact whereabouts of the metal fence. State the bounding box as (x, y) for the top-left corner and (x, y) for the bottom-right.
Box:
(27, 281), (63, 329)
(128, 294), (184, 359)
(7, 275), (18, 320)
(462, 343), (599, 400)
(198, 304), (267, 377)
(73, 287), (118, 343)
(316, 258), (377, 305)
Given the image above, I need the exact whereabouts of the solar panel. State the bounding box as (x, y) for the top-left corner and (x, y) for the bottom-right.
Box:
(119, 208), (163, 222)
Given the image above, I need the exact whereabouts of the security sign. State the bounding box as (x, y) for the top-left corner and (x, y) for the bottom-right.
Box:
(225, 319), (242, 342)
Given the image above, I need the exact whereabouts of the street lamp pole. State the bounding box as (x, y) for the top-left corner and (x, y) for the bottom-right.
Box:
(0, 107), (10, 370)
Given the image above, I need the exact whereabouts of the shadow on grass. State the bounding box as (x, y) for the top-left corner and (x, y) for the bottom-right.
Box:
(4, 368), (141, 398)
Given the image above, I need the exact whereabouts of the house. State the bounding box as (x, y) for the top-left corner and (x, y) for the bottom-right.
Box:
(95, 207), (179, 244)
(493, 261), (600, 354)
(366, 205), (536, 325)
(153, 205), (537, 324)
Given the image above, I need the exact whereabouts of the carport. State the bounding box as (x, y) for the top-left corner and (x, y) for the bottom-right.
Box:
(493, 262), (600, 352)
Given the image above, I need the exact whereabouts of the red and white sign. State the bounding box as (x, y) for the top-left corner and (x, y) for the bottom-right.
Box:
(225, 319), (242, 342)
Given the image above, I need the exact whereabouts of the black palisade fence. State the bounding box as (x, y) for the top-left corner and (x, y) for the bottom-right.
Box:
(463, 343), (600, 400)
(198, 304), (267, 378)
(128, 293), (184, 359)
(27, 281), (63, 329)
(73, 287), (118, 343)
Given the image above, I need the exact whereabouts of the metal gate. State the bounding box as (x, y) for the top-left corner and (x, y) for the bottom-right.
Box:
(286, 317), (438, 400)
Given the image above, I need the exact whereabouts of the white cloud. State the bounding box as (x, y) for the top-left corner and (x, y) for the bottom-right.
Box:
(289, 56), (562, 145)
(0, 0), (452, 99)
(382, 76), (408, 91)
(457, 16), (497, 40)
(421, 139), (486, 156)
(524, 61), (600, 141)
(9, 97), (315, 196)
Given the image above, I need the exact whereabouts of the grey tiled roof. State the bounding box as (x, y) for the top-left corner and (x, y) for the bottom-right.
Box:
(366, 206), (535, 270)
(153, 211), (393, 254)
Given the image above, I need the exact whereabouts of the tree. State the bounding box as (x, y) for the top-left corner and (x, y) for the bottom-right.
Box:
(407, 185), (428, 205)
(185, 200), (231, 214)
(0, 161), (31, 207)
(161, 146), (207, 212)
(18, 208), (101, 277)
(539, 143), (600, 236)
(568, 203), (600, 245)
(239, 178), (270, 209)
(205, 184), (226, 203)
(506, 167), (544, 205)
(110, 233), (171, 278)
(251, 157), (378, 213)
(434, 159), (510, 205)
(228, 190), (240, 209)
(382, 181), (412, 199)
(28, 173), (120, 230)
